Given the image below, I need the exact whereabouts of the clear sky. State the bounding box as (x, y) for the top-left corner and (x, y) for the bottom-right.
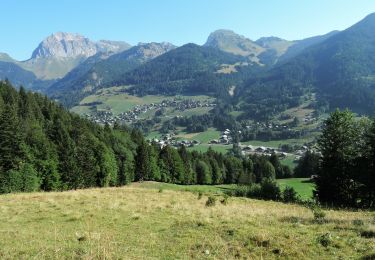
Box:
(1, 0), (375, 60)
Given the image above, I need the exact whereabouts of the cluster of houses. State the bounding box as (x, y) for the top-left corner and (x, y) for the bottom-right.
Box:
(246, 122), (290, 131)
(84, 111), (116, 125)
(240, 145), (288, 157)
(84, 98), (216, 125)
(149, 134), (200, 148)
(209, 129), (235, 144)
(205, 128), (313, 158)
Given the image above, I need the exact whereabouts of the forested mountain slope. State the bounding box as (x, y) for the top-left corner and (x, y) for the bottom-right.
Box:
(238, 13), (375, 119)
(48, 42), (176, 107)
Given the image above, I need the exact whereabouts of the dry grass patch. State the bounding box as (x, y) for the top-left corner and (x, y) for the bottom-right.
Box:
(0, 186), (373, 259)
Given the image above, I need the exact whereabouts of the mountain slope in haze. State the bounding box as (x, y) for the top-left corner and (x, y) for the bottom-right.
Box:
(21, 32), (131, 80)
(205, 29), (339, 66)
(204, 29), (265, 63)
(0, 53), (16, 63)
(278, 30), (340, 63)
(239, 13), (375, 119)
(108, 43), (250, 95)
(1, 32), (131, 84)
(0, 61), (38, 89)
(0, 61), (56, 91)
(48, 42), (176, 106)
(255, 37), (294, 65)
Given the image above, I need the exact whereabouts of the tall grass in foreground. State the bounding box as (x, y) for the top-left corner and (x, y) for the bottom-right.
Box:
(0, 185), (373, 259)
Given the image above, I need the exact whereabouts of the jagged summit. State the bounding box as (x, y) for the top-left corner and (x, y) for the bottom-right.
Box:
(30, 32), (131, 60)
(204, 29), (265, 61)
(31, 32), (97, 59)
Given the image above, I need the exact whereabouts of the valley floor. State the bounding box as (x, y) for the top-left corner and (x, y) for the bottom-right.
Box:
(0, 184), (374, 259)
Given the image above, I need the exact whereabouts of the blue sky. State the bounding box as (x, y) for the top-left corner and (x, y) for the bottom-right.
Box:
(1, 0), (375, 60)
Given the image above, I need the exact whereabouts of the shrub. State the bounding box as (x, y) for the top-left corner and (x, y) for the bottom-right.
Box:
(282, 186), (299, 203)
(311, 206), (326, 223)
(220, 194), (229, 205)
(260, 178), (281, 200)
(352, 219), (364, 226)
(360, 230), (375, 238)
(233, 185), (250, 197)
(205, 196), (216, 207)
(158, 188), (163, 193)
(247, 184), (262, 198)
(317, 233), (332, 247)
(197, 191), (203, 200)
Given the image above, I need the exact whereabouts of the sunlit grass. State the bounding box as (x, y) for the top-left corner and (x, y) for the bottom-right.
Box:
(0, 184), (373, 259)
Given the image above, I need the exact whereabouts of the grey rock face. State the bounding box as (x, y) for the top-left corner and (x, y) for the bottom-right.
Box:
(127, 42), (176, 61)
(31, 32), (131, 59)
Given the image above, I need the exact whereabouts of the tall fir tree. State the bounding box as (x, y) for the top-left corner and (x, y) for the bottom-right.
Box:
(316, 110), (359, 206)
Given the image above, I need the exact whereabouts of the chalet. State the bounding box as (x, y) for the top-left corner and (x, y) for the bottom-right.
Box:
(242, 145), (254, 151)
(255, 146), (266, 152)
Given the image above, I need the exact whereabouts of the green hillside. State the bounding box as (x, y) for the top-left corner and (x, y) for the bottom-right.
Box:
(239, 13), (375, 119)
(0, 185), (373, 259)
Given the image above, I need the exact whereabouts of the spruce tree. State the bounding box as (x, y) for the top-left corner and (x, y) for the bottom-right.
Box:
(316, 110), (359, 206)
(160, 146), (185, 184)
(0, 103), (25, 172)
(195, 160), (212, 184)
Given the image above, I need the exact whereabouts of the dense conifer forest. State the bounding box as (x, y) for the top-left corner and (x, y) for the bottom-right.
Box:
(0, 81), (284, 193)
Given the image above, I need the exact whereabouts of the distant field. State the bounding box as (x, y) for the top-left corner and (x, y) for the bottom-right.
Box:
(176, 128), (221, 143)
(242, 138), (313, 148)
(71, 87), (214, 116)
(187, 144), (231, 153)
(277, 178), (314, 200)
(280, 155), (298, 169)
(0, 185), (373, 259)
(137, 179), (314, 200)
(133, 181), (236, 194)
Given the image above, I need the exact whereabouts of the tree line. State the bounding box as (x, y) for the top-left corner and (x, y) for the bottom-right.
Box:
(0, 81), (287, 193)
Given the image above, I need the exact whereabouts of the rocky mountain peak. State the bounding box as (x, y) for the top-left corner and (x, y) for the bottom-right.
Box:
(204, 29), (264, 58)
(31, 32), (97, 59)
(30, 32), (131, 60)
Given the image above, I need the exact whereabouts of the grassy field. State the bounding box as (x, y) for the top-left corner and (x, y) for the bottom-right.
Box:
(71, 87), (214, 117)
(0, 185), (373, 259)
(277, 178), (314, 200)
(187, 144), (231, 153)
(280, 155), (298, 169)
(176, 128), (221, 143)
(242, 138), (313, 148)
(135, 179), (314, 200)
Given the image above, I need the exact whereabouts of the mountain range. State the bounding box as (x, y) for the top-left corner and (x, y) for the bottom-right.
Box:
(2, 13), (375, 117)
(0, 32), (131, 86)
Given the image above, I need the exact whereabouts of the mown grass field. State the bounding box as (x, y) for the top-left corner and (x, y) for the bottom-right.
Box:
(277, 178), (315, 200)
(187, 144), (231, 154)
(242, 138), (313, 148)
(135, 179), (314, 200)
(0, 184), (373, 259)
(71, 87), (214, 117)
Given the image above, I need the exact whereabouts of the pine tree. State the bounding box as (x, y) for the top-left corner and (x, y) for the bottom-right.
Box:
(362, 119), (375, 207)
(51, 118), (80, 189)
(178, 145), (194, 184)
(195, 160), (212, 184)
(160, 146), (185, 184)
(294, 150), (320, 178)
(0, 103), (25, 172)
(135, 141), (160, 181)
(269, 153), (284, 178)
(316, 110), (359, 206)
(238, 158), (254, 184)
